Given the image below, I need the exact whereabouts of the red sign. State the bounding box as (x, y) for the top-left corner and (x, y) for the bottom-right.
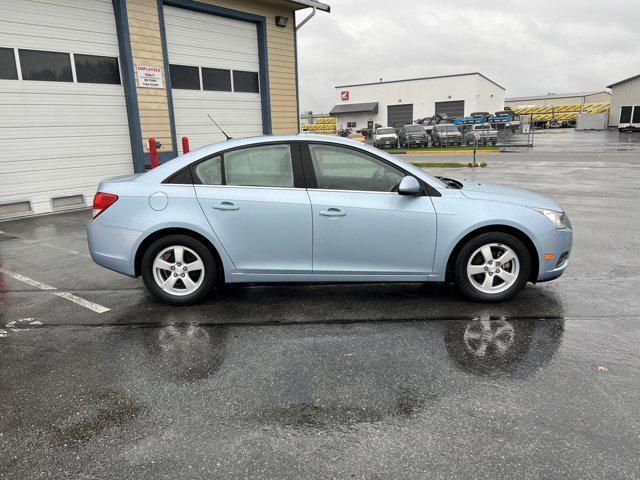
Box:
(341, 90), (349, 101)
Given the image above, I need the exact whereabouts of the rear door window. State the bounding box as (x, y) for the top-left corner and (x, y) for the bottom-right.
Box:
(633, 106), (640, 124)
(224, 145), (294, 187)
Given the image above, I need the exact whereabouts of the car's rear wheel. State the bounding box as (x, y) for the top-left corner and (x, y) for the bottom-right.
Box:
(454, 232), (531, 302)
(142, 234), (217, 305)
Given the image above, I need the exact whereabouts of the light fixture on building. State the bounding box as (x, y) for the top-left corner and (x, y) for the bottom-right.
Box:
(275, 16), (288, 27)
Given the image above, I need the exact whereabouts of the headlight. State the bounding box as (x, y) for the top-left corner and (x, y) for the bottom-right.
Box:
(533, 208), (567, 229)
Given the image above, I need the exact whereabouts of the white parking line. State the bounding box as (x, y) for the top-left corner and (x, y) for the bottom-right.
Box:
(0, 268), (110, 314)
(54, 292), (110, 314)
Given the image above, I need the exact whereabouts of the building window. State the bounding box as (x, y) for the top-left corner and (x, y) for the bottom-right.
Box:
(620, 106), (632, 123)
(0, 47), (18, 80)
(19, 49), (72, 82)
(347, 121), (357, 128)
(170, 64), (200, 90)
(233, 70), (259, 93)
(74, 54), (120, 84)
(202, 67), (231, 92)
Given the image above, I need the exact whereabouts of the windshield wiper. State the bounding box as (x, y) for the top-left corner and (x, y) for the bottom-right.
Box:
(436, 176), (463, 189)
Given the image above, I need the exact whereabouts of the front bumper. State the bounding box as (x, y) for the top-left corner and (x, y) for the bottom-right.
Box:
(406, 138), (428, 147)
(87, 220), (142, 277)
(535, 226), (573, 282)
(376, 139), (398, 148)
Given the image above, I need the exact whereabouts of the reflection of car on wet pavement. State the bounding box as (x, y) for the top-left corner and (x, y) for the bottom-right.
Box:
(444, 317), (564, 377)
(88, 135), (573, 306)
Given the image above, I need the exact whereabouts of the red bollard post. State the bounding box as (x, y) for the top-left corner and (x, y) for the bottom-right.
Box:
(149, 138), (158, 169)
(182, 136), (190, 154)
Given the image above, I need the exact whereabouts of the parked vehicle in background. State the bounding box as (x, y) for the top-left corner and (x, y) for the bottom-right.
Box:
(348, 132), (366, 142)
(374, 127), (399, 149)
(88, 135), (572, 305)
(431, 124), (463, 147)
(359, 128), (374, 140)
(463, 123), (498, 146)
(417, 114), (449, 135)
(398, 124), (430, 148)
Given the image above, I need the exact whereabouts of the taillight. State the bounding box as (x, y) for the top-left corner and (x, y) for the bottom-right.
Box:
(92, 192), (118, 219)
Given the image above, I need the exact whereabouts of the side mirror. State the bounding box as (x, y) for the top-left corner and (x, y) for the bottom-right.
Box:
(398, 176), (422, 195)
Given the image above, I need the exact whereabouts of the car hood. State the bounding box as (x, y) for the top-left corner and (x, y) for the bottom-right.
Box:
(440, 131), (461, 136)
(459, 180), (562, 210)
(376, 134), (397, 139)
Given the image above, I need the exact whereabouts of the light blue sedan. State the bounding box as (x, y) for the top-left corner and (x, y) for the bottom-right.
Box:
(88, 135), (572, 305)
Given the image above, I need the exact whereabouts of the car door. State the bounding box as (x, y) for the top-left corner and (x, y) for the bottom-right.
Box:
(302, 142), (437, 275)
(193, 142), (312, 273)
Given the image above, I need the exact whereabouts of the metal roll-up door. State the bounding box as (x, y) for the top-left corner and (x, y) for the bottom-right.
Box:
(435, 100), (465, 119)
(164, 6), (263, 154)
(387, 104), (413, 127)
(0, 0), (132, 217)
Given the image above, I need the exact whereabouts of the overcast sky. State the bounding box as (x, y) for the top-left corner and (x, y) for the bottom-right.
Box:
(295, 0), (640, 113)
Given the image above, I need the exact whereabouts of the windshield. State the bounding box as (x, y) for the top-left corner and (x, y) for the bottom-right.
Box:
(475, 124), (491, 130)
(405, 126), (424, 133)
(376, 128), (395, 134)
(437, 125), (459, 133)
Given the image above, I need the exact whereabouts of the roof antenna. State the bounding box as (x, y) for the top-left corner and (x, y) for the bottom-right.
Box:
(207, 114), (232, 140)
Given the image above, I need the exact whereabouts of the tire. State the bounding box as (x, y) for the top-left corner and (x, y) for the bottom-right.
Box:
(454, 232), (531, 302)
(142, 234), (217, 305)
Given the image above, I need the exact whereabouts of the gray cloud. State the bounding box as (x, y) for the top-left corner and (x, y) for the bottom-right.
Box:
(295, 0), (640, 113)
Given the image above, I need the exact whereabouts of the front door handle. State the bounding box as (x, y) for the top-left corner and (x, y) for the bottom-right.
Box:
(212, 201), (239, 211)
(319, 208), (346, 217)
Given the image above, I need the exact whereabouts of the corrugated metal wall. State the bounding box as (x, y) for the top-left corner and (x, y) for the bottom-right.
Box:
(0, 0), (133, 216)
(609, 77), (640, 126)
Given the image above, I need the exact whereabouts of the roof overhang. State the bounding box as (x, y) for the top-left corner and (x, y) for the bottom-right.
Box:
(288, 0), (330, 12)
(607, 73), (640, 89)
(330, 102), (379, 115)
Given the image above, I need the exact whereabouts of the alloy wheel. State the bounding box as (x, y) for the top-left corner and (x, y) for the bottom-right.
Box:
(152, 245), (205, 296)
(466, 243), (520, 294)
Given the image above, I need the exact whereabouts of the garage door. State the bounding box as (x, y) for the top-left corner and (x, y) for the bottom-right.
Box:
(164, 6), (263, 154)
(387, 104), (413, 127)
(0, 0), (132, 217)
(435, 100), (465, 119)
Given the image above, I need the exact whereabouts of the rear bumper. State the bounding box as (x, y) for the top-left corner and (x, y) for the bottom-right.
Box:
(535, 227), (573, 282)
(87, 220), (142, 277)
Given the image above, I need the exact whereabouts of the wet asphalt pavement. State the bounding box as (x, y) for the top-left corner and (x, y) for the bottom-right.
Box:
(1, 129), (640, 479)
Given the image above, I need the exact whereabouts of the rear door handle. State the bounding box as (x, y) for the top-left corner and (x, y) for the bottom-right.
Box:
(319, 208), (346, 217)
(212, 202), (239, 211)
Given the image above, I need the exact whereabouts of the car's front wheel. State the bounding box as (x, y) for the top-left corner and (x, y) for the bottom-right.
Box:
(454, 232), (531, 302)
(142, 234), (217, 305)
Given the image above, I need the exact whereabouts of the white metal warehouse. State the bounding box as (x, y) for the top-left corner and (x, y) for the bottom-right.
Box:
(329, 73), (505, 130)
(607, 73), (640, 129)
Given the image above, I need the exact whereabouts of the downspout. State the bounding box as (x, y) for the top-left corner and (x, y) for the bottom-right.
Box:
(294, 6), (317, 133)
(296, 6), (316, 30)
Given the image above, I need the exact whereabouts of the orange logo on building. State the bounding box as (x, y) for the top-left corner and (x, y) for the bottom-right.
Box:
(341, 91), (349, 101)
